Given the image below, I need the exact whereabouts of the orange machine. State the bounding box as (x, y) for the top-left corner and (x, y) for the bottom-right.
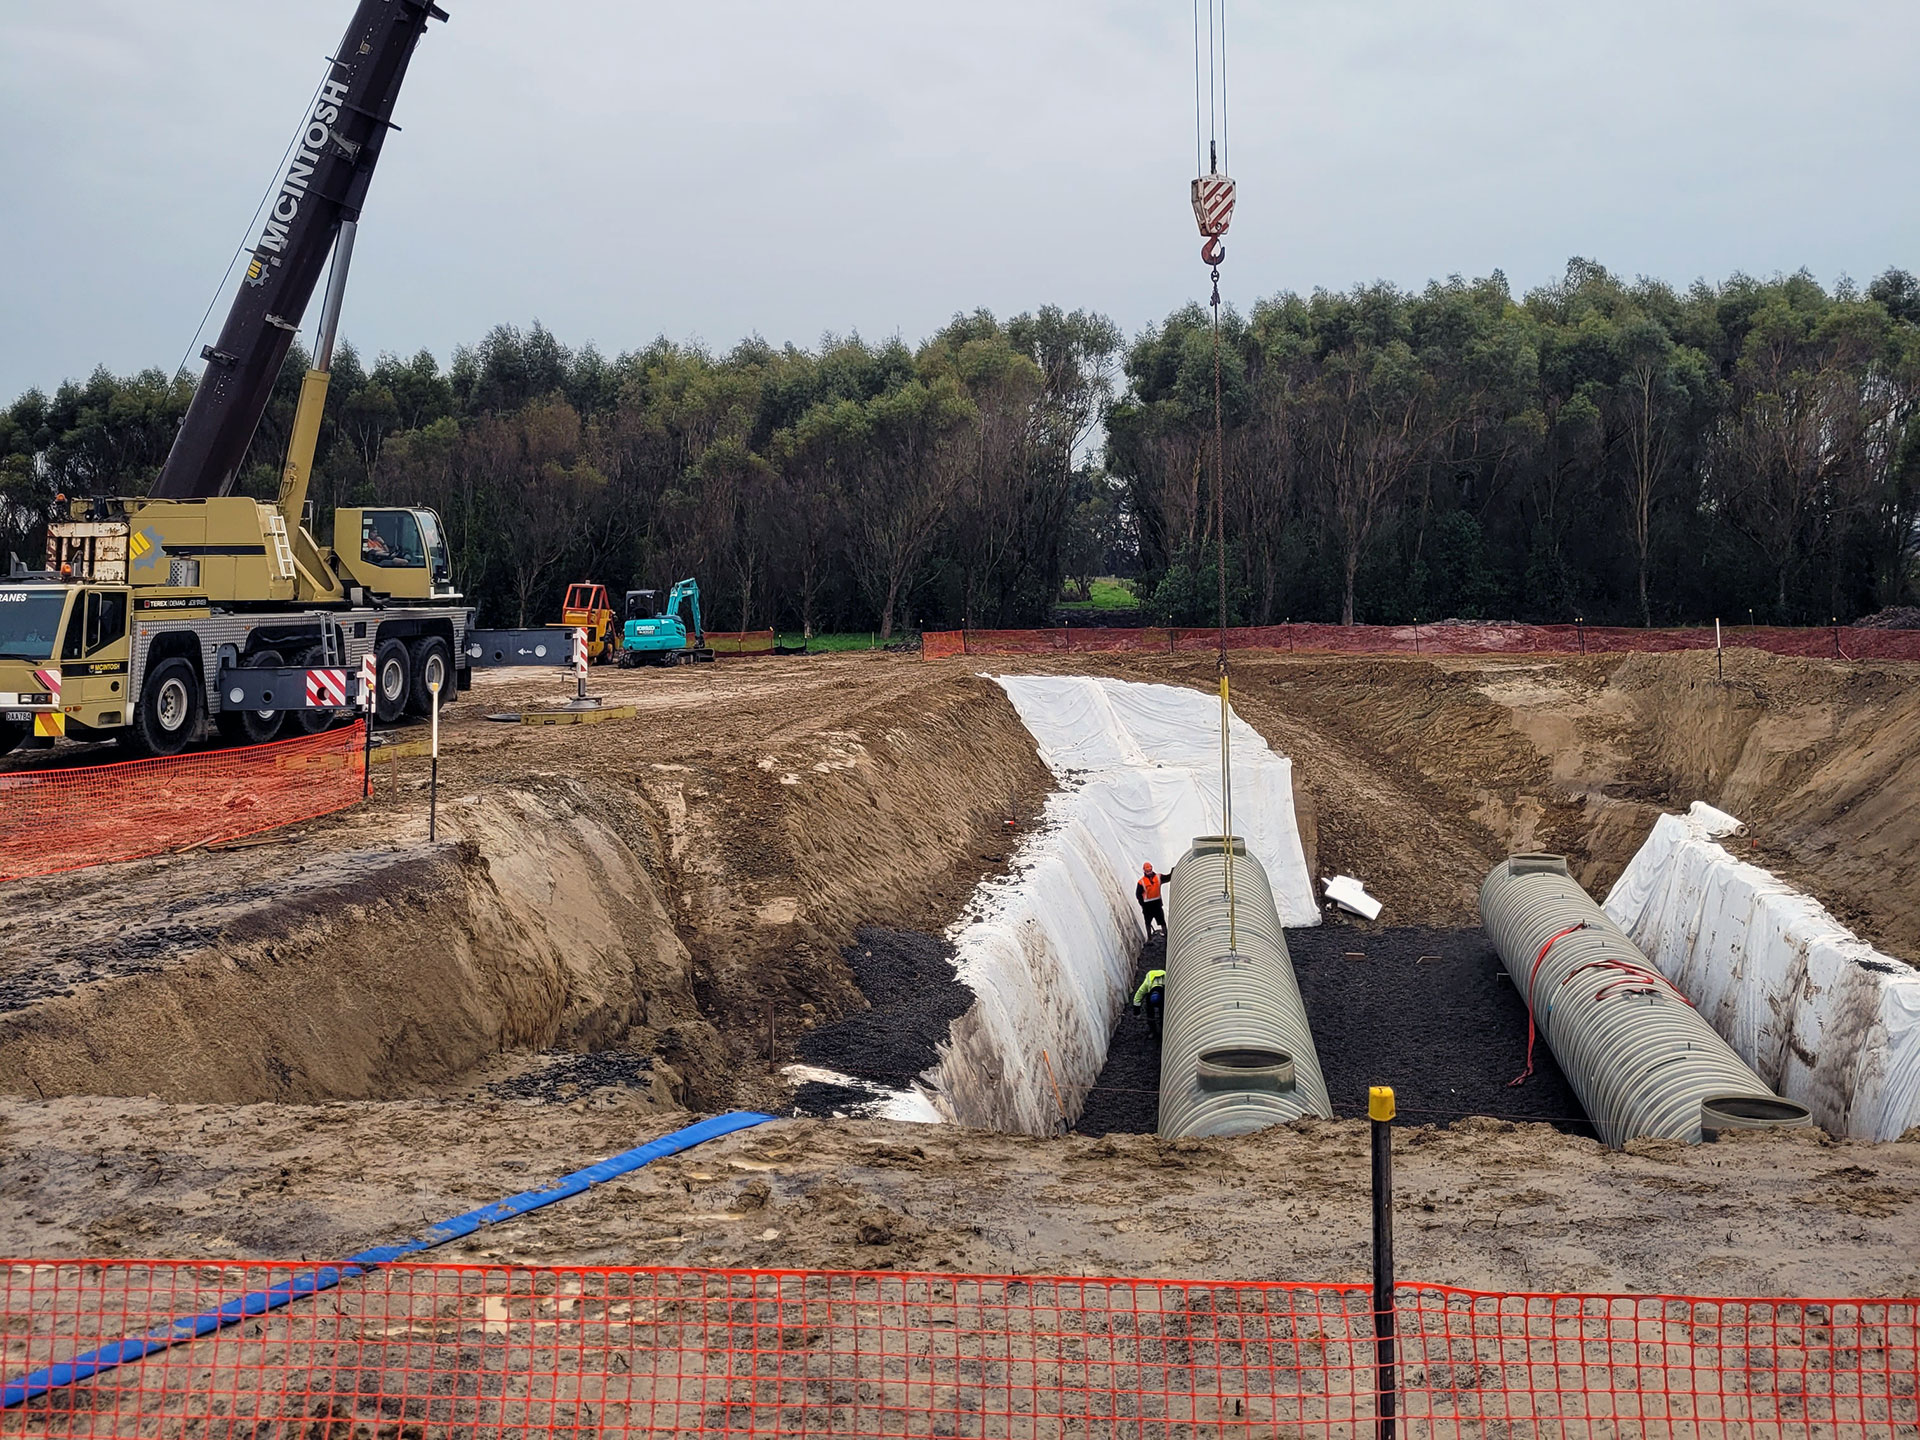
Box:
(557, 582), (621, 663)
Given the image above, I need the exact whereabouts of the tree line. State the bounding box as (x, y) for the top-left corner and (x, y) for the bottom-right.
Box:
(1115, 260), (1920, 627)
(3, 258), (1915, 633)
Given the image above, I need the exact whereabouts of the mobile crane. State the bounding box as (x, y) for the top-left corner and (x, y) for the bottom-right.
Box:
(0, 0), (472, 758)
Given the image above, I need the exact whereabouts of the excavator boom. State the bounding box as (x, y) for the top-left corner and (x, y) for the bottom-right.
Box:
(150, 0), (447, 501)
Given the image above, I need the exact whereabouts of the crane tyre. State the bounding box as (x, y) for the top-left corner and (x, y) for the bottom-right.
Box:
(215, 648), (287, 746)
(373, 637), (412, 726)
(130, 656), (203, 757)
(0, 720), (26, 757)
(405, 636), (451, 717)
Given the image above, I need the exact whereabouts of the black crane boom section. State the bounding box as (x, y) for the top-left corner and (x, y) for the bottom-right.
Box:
(150, 0), (448, 501)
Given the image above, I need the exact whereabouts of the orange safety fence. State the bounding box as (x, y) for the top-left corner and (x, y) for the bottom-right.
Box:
(0, 722), (366, 884)
(2, 1259), (1915, 1436)
(923, 623), (1920, 663)
(705, 629), (777, 656)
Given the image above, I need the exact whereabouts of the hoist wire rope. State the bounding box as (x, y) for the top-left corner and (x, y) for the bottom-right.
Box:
(1220, 0), (1229, 172)
(1207, 0), (1217, 166)
(1193, 0), (1236, 949)
(173, 70), (330, 386)
(1192, 0), (1205, 175)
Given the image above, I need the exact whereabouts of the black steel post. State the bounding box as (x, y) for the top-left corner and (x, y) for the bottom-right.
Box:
(1370, 1085), (1398, 1440)
(427, 680), (441, 841)
(361, 708), (373, 799)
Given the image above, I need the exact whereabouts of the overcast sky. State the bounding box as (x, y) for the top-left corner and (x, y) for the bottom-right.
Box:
(2, 1), (1915, 401)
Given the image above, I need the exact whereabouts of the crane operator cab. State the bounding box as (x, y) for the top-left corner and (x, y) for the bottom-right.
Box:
(0, 580), (131, 755)
(336, 507), (455, 601)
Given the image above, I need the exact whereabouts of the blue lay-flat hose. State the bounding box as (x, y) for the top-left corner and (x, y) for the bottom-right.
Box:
(2, 1109), (776, 1410)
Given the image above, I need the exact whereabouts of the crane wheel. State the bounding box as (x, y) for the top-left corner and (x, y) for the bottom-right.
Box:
(215, 649), (287, 746)
(405, 636), (452, 717)
(373, 637), (412, 725)
(129, 656), (204, 757)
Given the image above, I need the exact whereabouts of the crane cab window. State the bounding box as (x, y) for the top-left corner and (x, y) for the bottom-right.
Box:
(0, 591), (67, 661)
(414, 509), (452, 584)
(362, 511), (425, 569)
(61, 590), (128, 659)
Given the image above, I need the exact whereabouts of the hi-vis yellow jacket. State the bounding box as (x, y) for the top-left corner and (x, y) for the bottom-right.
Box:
(1132, 969), (1166, 1006)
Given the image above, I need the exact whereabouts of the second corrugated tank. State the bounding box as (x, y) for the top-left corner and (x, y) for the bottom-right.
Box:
(1158, 837), (1332, 1137)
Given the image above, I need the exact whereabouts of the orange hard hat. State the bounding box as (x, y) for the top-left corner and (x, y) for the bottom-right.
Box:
(1142, 862), (1155, 873)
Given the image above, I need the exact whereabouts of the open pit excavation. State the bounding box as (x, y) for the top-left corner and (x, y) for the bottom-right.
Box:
(2, 647), (1920, 1440)
(922, 675), (1316, 1134)
(10, 0), (1920, 1423)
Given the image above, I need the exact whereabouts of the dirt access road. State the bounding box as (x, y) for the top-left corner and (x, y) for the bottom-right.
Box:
(1, 646), (1916, 1293)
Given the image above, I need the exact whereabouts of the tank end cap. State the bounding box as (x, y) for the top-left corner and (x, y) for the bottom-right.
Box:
(1700, 1094), (1813, 1138)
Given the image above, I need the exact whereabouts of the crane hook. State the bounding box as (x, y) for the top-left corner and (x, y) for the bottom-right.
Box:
(1200, 236), (1226, 267)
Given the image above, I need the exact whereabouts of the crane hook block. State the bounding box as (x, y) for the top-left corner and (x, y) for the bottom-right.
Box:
(1201, 236), (1227, 267)
(1191, 174), (1236, 239)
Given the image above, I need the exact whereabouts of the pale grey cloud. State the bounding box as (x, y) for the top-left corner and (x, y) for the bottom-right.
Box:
(2, 0), (1914, 400)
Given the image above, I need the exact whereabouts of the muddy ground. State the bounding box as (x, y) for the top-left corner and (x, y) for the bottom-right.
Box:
(2, 1101), (1916, 1298)
(1, 646), (1917, 1293)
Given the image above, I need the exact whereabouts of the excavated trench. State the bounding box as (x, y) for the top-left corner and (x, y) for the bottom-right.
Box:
(1, 651), (1912, 1145)
(0, 789), (708, 1107)
(764, 654), (1920, 1141)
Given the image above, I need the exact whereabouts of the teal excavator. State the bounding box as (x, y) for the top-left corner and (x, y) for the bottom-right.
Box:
(620, 579), (714, 666)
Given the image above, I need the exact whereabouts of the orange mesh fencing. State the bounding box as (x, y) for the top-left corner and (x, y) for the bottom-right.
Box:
(705, 629), (777, 656)
(926, 623), (1920, 663)
(2, 1260), (1914, 1436)
(0, 722), (366, 884)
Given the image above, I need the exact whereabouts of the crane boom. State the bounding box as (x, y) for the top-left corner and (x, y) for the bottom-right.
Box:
(150, 0), (448, 501)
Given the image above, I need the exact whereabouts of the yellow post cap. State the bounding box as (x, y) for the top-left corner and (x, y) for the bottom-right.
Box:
(1368, 1086), (1396, 1122)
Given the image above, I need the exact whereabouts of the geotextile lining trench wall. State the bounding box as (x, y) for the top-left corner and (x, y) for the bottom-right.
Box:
(926, 676), (1316, 1134)
(1604, 808), (1920, 1141)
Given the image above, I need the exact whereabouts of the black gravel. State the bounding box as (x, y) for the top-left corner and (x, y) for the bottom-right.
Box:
(1073, 934), (1165, 1136)
(1293, 925), (1592, 1135)
(795, 927), (971, 1088)
(489, 1049), (653, 1103)
(1075, 925), (1593, 1137)
(789, 1080), (882, 1116)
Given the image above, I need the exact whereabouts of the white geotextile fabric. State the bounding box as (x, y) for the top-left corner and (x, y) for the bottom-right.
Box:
(1603, 809), (1920, 1142)
(926, 676), (1316, 1134)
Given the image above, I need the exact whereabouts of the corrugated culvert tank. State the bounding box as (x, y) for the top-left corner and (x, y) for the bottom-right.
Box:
(1158, 837), (1332, 1138)
(1479, 853), (1812, 1147)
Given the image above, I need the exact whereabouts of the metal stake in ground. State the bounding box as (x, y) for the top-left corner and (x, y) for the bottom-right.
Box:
(428, 677), (441, 842)
(359, 653), (376, 799)
(1370, 1085), (1399, 1440)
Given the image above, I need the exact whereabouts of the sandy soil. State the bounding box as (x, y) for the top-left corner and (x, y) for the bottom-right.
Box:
(2, 1101), (1916, 1299)
(2, 645), (1917, 1298)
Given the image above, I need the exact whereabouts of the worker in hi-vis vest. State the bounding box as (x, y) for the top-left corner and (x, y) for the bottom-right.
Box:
(1135, 862), (1166, 937)
(1132, 968), (1167, 1039)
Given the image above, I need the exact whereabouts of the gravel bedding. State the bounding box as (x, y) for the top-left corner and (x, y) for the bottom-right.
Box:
(1077, 926), (1593, 1137)
(1291, 923), (1593, 1135)
(794, 926), (971, 1091)
(1073, 934), (1165, 1136)
(488, 1049), (653, 1103)
(788, 1080), (882, 1116)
